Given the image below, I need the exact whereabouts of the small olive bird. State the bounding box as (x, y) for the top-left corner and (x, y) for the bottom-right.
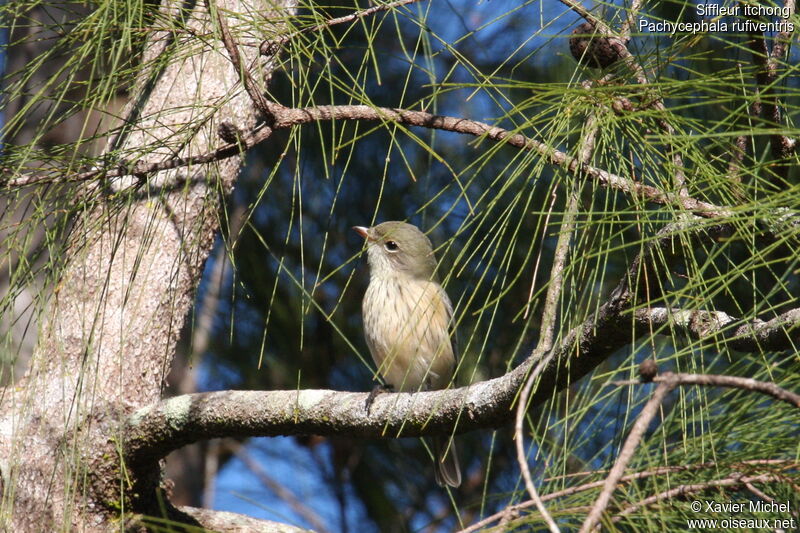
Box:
(353, 221), (461, 488)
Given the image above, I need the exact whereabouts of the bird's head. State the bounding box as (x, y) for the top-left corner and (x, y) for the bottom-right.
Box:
(353, 221), (437, 281)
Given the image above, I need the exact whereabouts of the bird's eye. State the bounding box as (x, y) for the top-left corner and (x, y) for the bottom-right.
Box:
(384, 240), (399, 252)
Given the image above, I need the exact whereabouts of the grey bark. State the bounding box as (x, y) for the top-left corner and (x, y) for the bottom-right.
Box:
(0, 0), (290, 530)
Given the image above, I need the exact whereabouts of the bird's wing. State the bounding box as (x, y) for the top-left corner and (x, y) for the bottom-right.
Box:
(439, 283), (458, 364)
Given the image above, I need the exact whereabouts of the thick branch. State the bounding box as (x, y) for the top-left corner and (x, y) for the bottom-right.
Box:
(123, 227), (800, 469)
(117, 258), (639, 471)
(124, 374), (526, 468)
(635, 306), (800, 352)
(120, 287), (649, 468)
(124, 279), (638, 467)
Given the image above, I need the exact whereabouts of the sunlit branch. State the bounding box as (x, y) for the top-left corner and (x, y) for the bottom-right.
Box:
(4, 104), (726, 219)
(271, 105), (715, 213)
(557, 0), (607, 33)
(619, 0), (646, 41)
(634, 306), (800, 352)
(649, 372), (800, 407)
(123, 260), (799, 473)
(741, 479), (776, 504)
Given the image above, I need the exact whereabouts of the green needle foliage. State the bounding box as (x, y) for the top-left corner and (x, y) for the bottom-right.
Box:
(1, 0), (799, 531)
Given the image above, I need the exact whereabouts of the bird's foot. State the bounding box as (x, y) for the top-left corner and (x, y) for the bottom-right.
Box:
(365, 384), (394, 414)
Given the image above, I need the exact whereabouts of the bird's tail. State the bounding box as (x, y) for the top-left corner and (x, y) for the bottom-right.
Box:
(433, 436), (461, 488)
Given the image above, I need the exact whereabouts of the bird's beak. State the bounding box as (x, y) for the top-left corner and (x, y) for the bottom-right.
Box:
(352, 226), (370, 240)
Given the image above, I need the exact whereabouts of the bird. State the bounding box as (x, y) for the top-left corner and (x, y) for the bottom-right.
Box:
(353, 221), (461, 488)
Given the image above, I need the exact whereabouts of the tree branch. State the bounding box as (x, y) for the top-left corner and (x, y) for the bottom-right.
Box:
(619, 0), (646, 41)
(124, 277), (636, 469)
(3, 104), (727, 219)
(108, 283), (726, 467)
(744, 3), (797, 179)
(123, 376), (525, 469)
(634, 306), (800, 352)
(177, 506), (310, 532)
(273, 105), (709, 211)
(650, 372), (800, 408)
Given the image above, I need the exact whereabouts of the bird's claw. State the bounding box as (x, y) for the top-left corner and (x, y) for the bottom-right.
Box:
(364, 384), (394, 414)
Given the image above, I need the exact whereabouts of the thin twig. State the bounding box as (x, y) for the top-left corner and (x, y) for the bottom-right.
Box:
(542, 458), (794, 483)
(583, 368), (800, 531)
(726, 97), (761, 194)
(563, 0), (687, 195)
(744, 1), (797, 178)
(558, 0), (606, 32)
(513, 368), (561, 532)
(654, 372), (800, 408)
(619, 0), (646, 41)
(514, 114), (601, 533)
(579, 382), (675, 532)
(743, 480), (775, 504)
(209, 0), (276, 117)
(613, 474), (781, 520)
(457, 459), (796, 533)
(612, 371), (800, 409)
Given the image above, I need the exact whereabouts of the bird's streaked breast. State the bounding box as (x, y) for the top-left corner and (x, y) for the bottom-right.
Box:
(362, 275), (454, 391)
